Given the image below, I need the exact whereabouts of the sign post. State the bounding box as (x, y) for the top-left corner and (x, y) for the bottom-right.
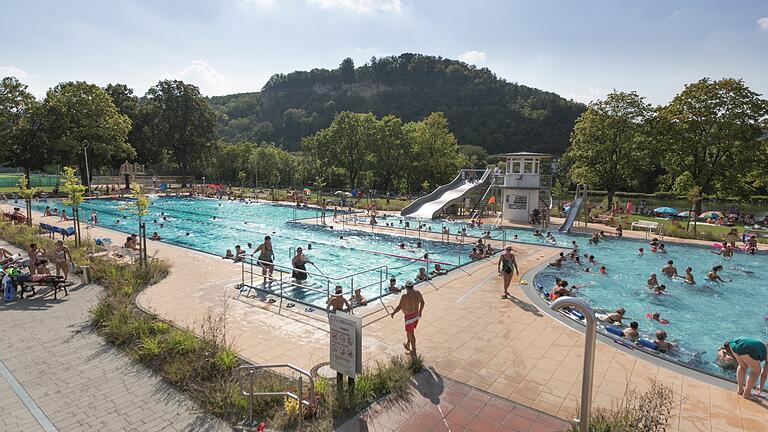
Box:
(329, 312), (362, 393)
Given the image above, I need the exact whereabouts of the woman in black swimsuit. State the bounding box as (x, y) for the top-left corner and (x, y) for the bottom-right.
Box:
(255, 236), (275, 284)
(497, 245), (518, 299)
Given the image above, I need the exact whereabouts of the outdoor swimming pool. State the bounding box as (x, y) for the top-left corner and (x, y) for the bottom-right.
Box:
(30, 197), (767, 380)
(33, 197), (474, 306)
(533, 237), (768, 378)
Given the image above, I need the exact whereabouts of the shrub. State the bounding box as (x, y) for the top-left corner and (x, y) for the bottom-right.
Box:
(571, 381), (676, 432)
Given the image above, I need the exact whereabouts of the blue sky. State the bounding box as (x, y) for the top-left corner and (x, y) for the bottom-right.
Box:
(2, 0), (767, 104)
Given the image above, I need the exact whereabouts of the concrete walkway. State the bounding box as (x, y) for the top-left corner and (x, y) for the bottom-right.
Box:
(0, 240), (231, 432)
(6, 202), (768, 431)
(337, 368), (569, 432)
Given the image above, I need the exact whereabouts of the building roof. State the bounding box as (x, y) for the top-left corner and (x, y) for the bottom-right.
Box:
(493, 152), (553, 158)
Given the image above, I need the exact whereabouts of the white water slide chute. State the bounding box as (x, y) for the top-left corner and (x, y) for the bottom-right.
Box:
(400, 169), (492, 219)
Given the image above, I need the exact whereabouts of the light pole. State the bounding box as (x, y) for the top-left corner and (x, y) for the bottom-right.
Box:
(82, 140), (91, 196)
(550, 296), (596, 432)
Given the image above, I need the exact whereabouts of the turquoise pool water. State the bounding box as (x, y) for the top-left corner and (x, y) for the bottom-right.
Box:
(32, 197), (473, 306)
(30, 197), (768, 379)
(532, 237), (768, 378)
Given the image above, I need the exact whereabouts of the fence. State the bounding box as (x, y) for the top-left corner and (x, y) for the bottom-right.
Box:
(0, 174), (60, 188)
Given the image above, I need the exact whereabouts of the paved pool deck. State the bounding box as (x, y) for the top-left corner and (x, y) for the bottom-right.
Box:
(4, 202), (768, 431)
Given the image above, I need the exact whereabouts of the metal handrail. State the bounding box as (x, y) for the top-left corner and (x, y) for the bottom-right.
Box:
(237, 363), (315, 430)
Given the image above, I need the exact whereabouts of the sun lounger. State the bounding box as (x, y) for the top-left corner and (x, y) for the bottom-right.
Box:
(591, 214), (614, 223)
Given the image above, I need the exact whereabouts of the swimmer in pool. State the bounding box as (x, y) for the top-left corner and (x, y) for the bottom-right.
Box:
(600, 308), (626, 325)
(678, 267), (695, 284)
(599, 266), (606, 274)
(652, 284), (666, 294)
(707, 265), (731, 282)
(638, 247), (644, 256)
(661, 260), (678, 277)
(647, 273), (659, 288)
(647, 312), (669, 324)
(654, 330), (676, 353)
(623, 321), (640, 342)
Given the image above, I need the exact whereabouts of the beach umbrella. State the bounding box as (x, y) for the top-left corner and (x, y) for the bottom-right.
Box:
(654, 207), (677, 215)
(343, 192), (353, 197)
(334, 191), (344, 196)
(699, 211), (723, 219)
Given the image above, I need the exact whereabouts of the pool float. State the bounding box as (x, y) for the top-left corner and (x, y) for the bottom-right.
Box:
(645, 313), (669, 324)
(605, 325), (624, 337)
(637, 339), (658, 351)
(520, 280), (528, 285)
(713, 242), (723, 249)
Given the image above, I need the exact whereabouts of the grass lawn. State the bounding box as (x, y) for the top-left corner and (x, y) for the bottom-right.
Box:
(0, 186), (55, 193)
(613, 214), (767, 243)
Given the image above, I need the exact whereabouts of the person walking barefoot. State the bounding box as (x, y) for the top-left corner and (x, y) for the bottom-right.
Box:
(390, 281), (425, 358)
(497, 245), (518, 298)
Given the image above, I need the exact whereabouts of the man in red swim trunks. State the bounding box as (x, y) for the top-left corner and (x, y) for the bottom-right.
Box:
(390, 280), (425, 357)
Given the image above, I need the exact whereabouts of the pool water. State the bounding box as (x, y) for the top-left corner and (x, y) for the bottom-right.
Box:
(33, 197), (473, 306)
(533, 237), (768, 377)
(31, 197), (768, 379)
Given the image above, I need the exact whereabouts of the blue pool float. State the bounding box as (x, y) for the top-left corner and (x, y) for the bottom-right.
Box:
(605, 325), (624, 337)
(638, 339), (658, 351)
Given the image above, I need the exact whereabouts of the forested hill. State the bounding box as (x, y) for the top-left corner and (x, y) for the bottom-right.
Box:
(208, 53), (586, 154)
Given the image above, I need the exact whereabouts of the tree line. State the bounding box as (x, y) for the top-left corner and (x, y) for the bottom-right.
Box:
(562, 78), (768, 211)
(0, 77), (216, 184)
(0, 75), (474, 194)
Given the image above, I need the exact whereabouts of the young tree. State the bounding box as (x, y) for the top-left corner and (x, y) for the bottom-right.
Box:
(40, 81), (134, 184)
(127, 182), (149, 266)
(656, 78), (768, 210)
(17, 176), (38, 226)
(564, 91), (653, 206)
(61, 167), (86, 246)
(144, 80), (217, 185)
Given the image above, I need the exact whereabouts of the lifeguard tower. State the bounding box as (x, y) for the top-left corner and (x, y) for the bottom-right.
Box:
(495, 152), (554, 224)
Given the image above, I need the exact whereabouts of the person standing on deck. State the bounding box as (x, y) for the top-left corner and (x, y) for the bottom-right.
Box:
(723, 338), (767, 400)
(254, 236), (275, 285)
(320, 199), (327, 224)
(497, 245), (519, 299)
(390, 281), (425, 358)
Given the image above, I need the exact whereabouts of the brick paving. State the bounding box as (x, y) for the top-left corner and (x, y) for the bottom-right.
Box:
(0, 239), (232, 432)
(337, 369), (570, 432)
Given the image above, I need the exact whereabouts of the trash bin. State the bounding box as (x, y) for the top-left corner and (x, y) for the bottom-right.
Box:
(81, 266), (92, 284)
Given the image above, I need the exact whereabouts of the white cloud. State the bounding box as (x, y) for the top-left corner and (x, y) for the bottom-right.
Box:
(242, 0), (277, 8)
(168, 60), (229, 96)
(305, 0), (402, 14)
(758, 17), (768, 31)
(458, 50), (487, 64)
(0, 66), (29, 79)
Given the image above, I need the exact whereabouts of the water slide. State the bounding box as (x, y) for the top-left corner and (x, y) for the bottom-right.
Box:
(400, 169), (492, 219)
(558, 196), (583, 233)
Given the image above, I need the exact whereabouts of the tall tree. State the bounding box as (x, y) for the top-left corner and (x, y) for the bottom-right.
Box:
(0, 77), (46, 179)
(40, 81), (134, 184)
(144, 80), (217, 184)
(303, 111), (377, 188)
(404, 112), (465, 191)
(656, 78), (768, 206)
(564, 91), (653, 206)
(371, 115), (407, 192)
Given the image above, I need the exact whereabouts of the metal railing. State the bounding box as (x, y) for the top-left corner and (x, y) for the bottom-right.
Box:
(237, 363), (315, 430)
(238, 256), (389, 315)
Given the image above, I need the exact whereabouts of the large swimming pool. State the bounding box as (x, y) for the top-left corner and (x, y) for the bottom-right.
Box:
(31, 197), (767, 380)
(33, 197), (474, 306)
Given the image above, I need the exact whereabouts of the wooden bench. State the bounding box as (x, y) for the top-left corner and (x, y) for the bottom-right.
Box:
(631, 220), (659, 232)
